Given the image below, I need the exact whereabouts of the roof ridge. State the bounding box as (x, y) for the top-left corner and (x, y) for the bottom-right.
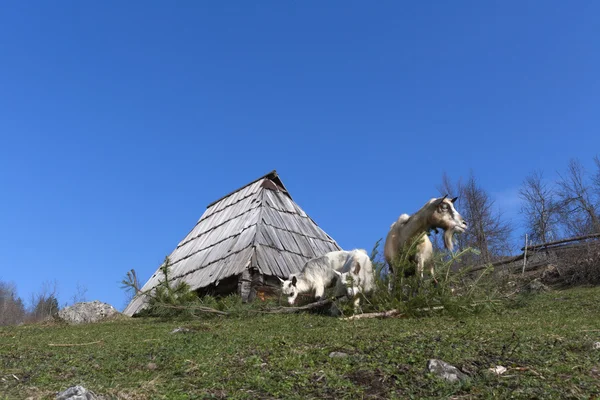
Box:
(206, 170), (290, 209)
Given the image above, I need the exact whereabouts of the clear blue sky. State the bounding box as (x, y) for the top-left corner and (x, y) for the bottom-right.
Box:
(1, 2), (599, 310)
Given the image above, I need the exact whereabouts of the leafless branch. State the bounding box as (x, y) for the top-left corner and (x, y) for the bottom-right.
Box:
(556, 158), (600, 236)
(519, 170), (560, 244)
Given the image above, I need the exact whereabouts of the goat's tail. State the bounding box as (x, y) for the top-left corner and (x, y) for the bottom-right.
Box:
(392, 214), (410, 228)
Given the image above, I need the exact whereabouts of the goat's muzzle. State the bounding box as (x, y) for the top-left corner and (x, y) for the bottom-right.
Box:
(455, 220), (467, 232)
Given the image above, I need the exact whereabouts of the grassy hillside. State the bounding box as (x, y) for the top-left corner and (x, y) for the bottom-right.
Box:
(1, 287), (600, 399)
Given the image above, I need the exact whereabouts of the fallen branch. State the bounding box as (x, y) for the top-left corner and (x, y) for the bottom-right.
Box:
(340, 309), (403, 320)
(423, 305), (445, 311)
(49, 340), (103, 347)
(156, 304), (228, 315)
(260, 299), (333, 314)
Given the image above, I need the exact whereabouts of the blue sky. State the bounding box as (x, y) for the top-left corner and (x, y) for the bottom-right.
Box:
(1, 2), (599, 310)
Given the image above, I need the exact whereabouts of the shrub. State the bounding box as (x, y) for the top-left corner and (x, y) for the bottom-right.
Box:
(552, 241), (600, 286)
(335, 236), (505, 318)
(132, 257), (201, 319)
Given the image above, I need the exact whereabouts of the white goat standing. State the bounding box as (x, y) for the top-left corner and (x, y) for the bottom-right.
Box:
(384, 195), (467, 282)
(333, 250), (375, 310)
(279, 249), (372, 305)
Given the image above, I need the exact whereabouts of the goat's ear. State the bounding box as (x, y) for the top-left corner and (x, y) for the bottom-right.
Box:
(450, 196), (458, 203)
(291, 276), (297, 286)
(353, 262), (361, 274)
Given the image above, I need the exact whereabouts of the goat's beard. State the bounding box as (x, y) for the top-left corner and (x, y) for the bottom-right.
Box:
(443, 228), (456, 251)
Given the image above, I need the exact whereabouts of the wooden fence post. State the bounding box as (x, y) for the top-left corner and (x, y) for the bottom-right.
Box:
(522, 234), (528, 275)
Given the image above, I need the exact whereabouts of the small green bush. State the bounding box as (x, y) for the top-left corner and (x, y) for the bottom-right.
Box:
(335, 235), (507, 318)
(124, 258), (286, 319)
(133, 257), (202, 319)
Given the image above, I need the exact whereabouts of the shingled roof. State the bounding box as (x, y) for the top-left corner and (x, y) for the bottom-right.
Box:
(123, 170), (341, 316)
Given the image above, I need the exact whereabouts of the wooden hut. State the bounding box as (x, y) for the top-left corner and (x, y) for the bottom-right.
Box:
(124, 170), (341, 316)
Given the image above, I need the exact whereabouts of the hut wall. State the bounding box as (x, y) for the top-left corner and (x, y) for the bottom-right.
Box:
(238, 268), (266, 302)
(197, 275), (239, 298)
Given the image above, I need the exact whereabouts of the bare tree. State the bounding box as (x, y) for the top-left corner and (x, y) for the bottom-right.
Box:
(556, 158), (600, 236)
(436, 172), (512, 264)
(519, 170), (560, 244)
(0, 281), (26, 326)
(593, 155), (600, 198)
(28, 280), (60, 322)
(71, 282), (88, 305)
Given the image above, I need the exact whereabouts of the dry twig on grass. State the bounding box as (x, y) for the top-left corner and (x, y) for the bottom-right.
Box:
(340, 309), (403, 320)
(512, 366), (546, 380)
(157, 304), (228, 315)
(48, 340), (103, 347)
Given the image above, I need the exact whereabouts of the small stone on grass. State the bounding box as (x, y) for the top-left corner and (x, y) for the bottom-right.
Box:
(329, 351), (349, 358)
(426, 359), (469, 382)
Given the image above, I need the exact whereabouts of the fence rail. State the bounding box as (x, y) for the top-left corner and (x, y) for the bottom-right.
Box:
(467, 233), (600, 274)
(520, 233), (600, 252)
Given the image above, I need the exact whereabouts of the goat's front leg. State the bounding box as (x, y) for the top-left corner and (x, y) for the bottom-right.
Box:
(314, 284), (326, 301)
(353, 297), (361, 313)
(430, 264), (438, 286)
(418, 258), (425, 280)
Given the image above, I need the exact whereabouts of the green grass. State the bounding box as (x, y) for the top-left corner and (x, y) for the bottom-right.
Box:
(1, 287), (600, 399)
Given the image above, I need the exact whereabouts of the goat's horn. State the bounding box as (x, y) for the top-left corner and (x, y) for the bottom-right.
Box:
(436, 194), (448, 206)
(450, 196), (458, 203)
(277, 277), (285, 283)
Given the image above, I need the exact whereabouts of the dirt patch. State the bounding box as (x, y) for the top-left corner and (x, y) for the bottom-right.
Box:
(346, 369), (396, 399)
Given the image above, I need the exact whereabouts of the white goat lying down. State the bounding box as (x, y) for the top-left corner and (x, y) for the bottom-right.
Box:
(280, 249), (375, 307)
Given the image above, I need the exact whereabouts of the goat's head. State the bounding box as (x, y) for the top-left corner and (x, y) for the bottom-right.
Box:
(428, 195), (468, 251)
(334, 263), (362, 299)
(278, 275), (299, 305)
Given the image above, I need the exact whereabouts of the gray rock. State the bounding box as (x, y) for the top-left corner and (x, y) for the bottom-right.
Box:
(593, 342), (600, 350)
(329, 351), (349, 358)
(524, 278), (549, 293)
(56, 385), (99, 400)
(541, 264), (560, 281)
(147, 362), (158, 370)
(58, 301), (121, 324)
(426, 359), (469, 382)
